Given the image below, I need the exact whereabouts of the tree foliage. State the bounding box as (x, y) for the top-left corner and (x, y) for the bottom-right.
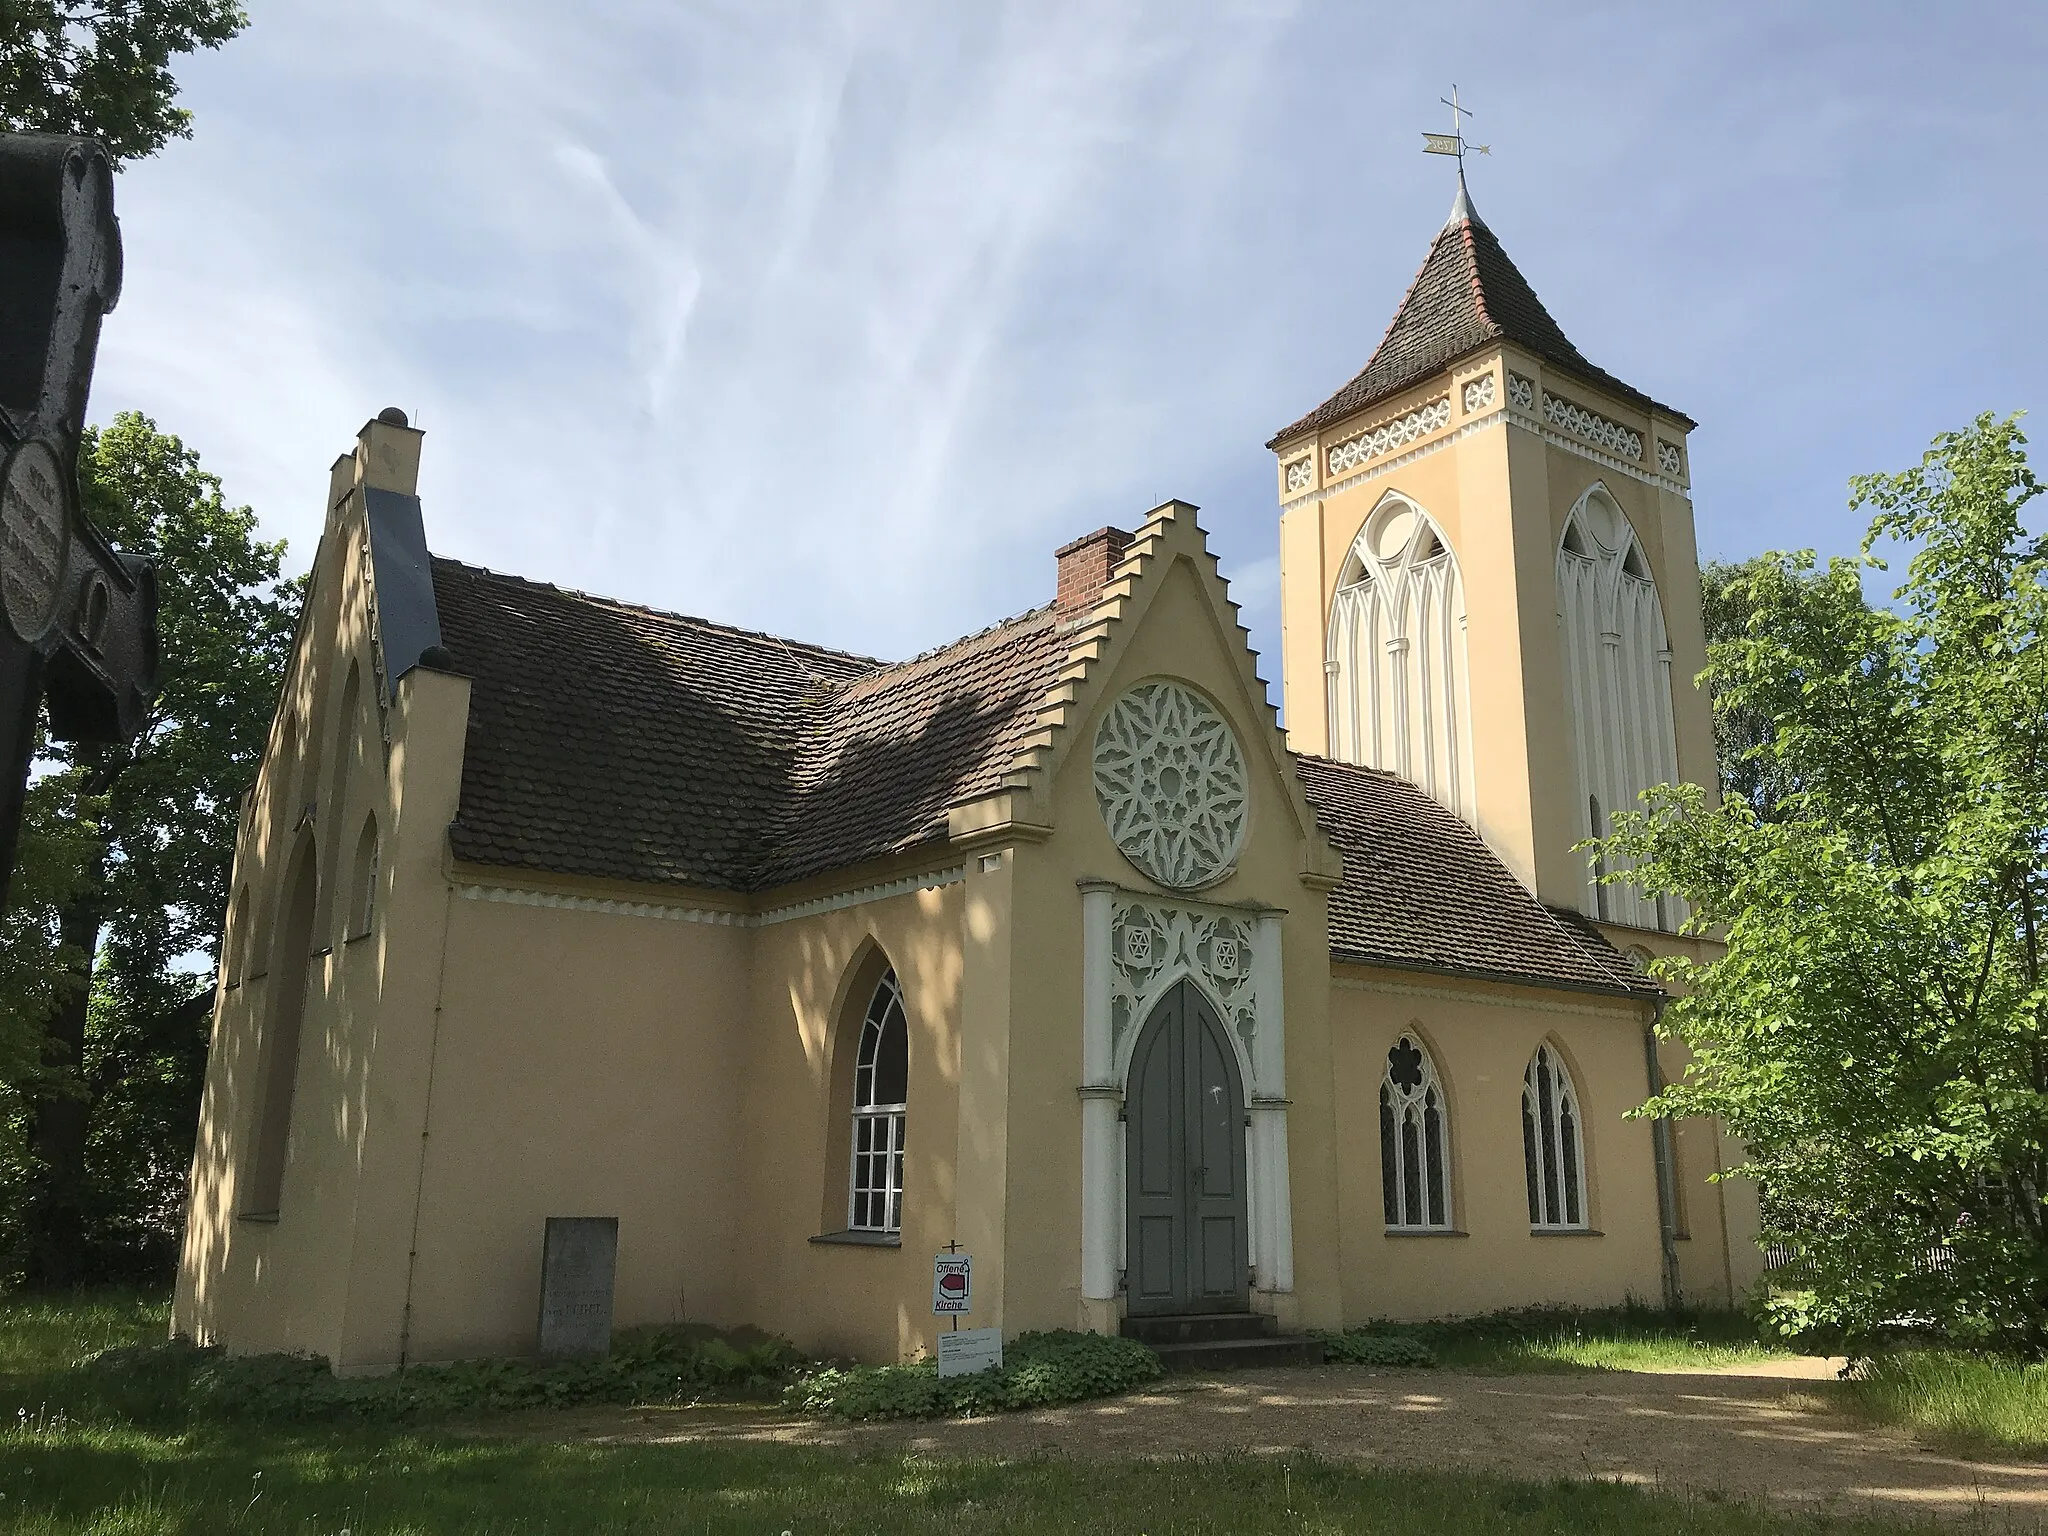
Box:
(0, 0), (247, 165)
(1604, 414), (2048, 1349)
(0, 413), (295, 1283)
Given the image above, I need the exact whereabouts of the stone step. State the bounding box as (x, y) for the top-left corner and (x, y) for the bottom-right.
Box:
(1151, 1334), (1325, 1373)
(1121, 1311), (1276, 1346)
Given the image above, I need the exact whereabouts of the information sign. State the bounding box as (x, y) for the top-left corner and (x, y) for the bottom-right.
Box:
(932, 1252), (972, 1314)
(936, 1326), (1003, 1378)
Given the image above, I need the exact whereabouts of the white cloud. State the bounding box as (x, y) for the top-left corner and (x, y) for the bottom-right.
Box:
(84, 0), (2048, 683)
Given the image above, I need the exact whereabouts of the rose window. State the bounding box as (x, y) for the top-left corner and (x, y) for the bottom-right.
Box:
(1093, 680), (1248, 890)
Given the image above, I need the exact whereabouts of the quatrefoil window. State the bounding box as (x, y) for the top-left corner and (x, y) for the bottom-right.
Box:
(1093, 680), (1249, 890)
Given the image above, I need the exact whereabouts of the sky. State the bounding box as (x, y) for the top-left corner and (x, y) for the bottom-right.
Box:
(89, 1), (2048, 687)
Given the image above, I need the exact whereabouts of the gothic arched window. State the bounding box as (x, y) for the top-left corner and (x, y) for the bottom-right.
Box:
(1556, 485), (1684, 930)
(347, 816), (379, 940)
(1522, 1043), (1586, 1230)
(1327, 495), (1475, 822)
(849, 969), (908, 1233)
(1380, 1034), (1450, 1229)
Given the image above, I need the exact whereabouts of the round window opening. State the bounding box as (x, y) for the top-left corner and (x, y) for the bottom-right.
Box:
(1093, 680), (1249, 889)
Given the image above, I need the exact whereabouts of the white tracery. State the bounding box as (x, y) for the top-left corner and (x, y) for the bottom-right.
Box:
(1109, 897), (1259, 1059)
(1543, 392), (1643, 461)
(1657, 440), (1685, 478)
(1284, 456), (1314, 493)
(1381, 1034), (1451, 1230)
(1522, 1042), (1586, 1230)
(1506, 374), (1536, 411)
(1556, 484), (1685, 930)
(1094, 681), (1249, 890)
(1461, 374), (1496, 414)
(1327, 397), (1452, 476)
(1325, 495), (1476, 823)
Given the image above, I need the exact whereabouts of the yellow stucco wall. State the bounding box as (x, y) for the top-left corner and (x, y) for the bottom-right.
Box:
(1275, 348), (1713, 915)
(176, 425), (1762, 1373)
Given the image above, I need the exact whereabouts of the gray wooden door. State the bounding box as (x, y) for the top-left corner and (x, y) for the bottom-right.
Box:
(1124, 980), (1250, 1315)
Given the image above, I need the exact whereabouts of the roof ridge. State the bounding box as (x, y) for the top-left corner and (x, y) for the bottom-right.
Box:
(850, 603), (1058, 685)
(429, 555), (885, 672)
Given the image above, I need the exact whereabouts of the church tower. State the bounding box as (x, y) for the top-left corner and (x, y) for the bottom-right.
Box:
(1271, 180), (1714, 934)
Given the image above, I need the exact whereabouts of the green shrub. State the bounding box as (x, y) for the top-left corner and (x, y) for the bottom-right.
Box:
(70, 1324), (802, 1426)
(1315, 1330), (1436, 1367)
(783, 1329), (1162, 1420)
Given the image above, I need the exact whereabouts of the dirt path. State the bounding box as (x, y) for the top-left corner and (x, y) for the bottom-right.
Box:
(528, 1362), (2048, 1528)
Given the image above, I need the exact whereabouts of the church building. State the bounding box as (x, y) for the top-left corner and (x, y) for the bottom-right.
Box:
(174, 183), (1761, 1369)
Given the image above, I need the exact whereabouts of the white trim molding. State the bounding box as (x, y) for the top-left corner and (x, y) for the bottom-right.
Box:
(453, 866), (966, 929)
(1333, 972), (1643, 1018)
(1078, 882), (1294, 1307)
(1278, 404), (1689, 516)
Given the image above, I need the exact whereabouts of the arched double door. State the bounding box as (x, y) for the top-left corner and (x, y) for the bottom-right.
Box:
(1125, 980), (1250, 1316)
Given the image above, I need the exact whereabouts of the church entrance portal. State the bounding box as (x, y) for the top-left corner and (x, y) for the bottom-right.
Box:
(1124, 980), (1250, 1316)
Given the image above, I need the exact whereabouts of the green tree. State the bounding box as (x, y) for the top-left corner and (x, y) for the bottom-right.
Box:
(1699, 557), (1840, 821)
(3, 413), (295, 1284)
(0, 0), (247, 165)
(1603, 413), (2048, 1350)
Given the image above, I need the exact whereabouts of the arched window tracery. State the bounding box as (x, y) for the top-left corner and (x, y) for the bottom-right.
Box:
(1556, 485), (1684, 930)
(1380, 1034), (1451, 1229)
(1327, 495), (1475, 822)
(1522, 1042), (1586, 1230)
(849, 968), (908, 1233)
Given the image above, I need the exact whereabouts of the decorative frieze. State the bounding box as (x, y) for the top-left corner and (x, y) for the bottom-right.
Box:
(1656, 440), (1684, 478)
(1542, 392), (1643, 461)
(1506, 373), (1536, 411)
(1283, 456), (1314, 494)
(1326, 396), (1451, 476)
(1461, 374), (1496, 414)
(1110, 897), (1260, 1056)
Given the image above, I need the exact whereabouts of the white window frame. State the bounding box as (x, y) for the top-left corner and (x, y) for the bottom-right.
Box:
(1381, 1034), (1453, 1230)
(848, 969), (907, 1234)
(1523, 1043), (1588, 1230)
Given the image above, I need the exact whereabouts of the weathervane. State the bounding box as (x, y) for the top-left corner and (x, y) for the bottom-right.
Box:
(1421, 84), (1490, 185)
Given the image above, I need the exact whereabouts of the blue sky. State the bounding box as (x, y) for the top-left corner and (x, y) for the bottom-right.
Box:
(90, 1), (2045, 684)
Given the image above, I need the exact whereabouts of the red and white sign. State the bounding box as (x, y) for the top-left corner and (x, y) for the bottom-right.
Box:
(932, 1253), (972, 1314)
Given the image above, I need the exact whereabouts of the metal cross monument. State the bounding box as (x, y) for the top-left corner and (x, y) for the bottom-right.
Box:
(0, 135), (160, 913)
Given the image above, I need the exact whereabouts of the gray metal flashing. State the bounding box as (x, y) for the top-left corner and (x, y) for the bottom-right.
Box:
(364, 488), (443, 701)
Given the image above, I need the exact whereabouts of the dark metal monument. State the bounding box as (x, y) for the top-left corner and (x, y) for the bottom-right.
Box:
(0, 135), (159, 912)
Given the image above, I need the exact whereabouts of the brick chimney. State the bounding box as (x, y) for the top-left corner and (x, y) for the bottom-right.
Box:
(1055, 526), (1133, 616)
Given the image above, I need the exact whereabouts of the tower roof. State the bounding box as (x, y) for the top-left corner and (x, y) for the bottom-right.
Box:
(1268, 189), (1690, 450)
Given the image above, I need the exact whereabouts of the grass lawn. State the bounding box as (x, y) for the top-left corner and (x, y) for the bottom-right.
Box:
(0, 1288), (1985, 1535)
(1830, 1350), (2048, 1458)
(1405, 1303), (1794, 1374)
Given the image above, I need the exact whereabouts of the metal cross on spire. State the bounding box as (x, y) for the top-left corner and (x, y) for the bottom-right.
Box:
(1421, 84), (1490, 188)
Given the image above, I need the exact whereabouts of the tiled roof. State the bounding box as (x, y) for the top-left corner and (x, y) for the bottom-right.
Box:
(1267, 194), (1688, 450)
(1294, 753), (1655, 998)
(431, 558), (1070, 892)
(431, 557), (1652, 999)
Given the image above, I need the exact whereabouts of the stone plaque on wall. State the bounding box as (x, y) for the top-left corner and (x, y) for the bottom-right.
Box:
(537, 1216), (617, 1358)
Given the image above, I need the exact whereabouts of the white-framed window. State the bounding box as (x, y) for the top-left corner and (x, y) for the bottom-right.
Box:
(1381, 1034), (1451, 1229)
(1523, 1043), (1587, 1229)
(849, 969), (908, 1233)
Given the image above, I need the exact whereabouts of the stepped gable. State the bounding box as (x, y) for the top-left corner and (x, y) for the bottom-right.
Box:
(1294, 753), (1655, 997)
(1267, 190), (1689, 450)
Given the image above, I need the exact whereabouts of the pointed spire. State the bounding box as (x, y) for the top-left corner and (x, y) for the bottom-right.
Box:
(1268, 195), (1687, 449)
(1446, 165), (1476, 229)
